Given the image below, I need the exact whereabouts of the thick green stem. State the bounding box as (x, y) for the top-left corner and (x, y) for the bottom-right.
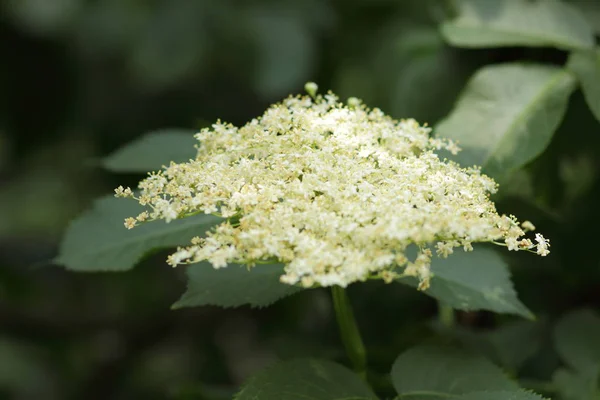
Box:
(331, 285), (367, 380)
(438, 301), (455, 329)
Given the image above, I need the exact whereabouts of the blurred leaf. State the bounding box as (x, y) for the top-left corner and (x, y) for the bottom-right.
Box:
(567, 49), (600, 121)
(0, 338), (57, 399)
(441, 0), (594, 51)
(552, 368), (599, 400)
(0, 138), (97, 236)
(567, 0), (600, 34)
(0, 169), (79, 236)
(234, 358), (377, 400)
(436, 63), (576, 179)
(391, 345), (519, 399)
(102, 129), (197, 173)
(172, 263), (303, 309)
(495, 168), (535, 200)
(337, 24), (472, 125)
(57, 196), (221, 271)
(3, 0), (82, 36)
(452, 320), (543, 371)
(553, 308), (600, 375)
(454, 391), (547, 400)
(398, 247), (533, 319)
(559, 154), (596, 205)
(385, 26), (470, 124)
(249, 10), (315, 97)
(75, 0), (151, 54)
(128, 1), (208, 89)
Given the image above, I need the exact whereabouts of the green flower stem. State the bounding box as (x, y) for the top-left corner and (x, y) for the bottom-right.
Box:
(331, 285), (367, 380)
(438, 301), (455, 328)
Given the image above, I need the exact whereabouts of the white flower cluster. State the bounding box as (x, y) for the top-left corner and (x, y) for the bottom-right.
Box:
(115, 85), (549, 290)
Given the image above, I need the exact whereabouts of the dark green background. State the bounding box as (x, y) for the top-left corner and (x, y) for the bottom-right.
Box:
(1, 1), (599, 399)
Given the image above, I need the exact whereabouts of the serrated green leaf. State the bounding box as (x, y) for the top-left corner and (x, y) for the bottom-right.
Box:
(554, 308), (600, 375)
(391, 345), (519, 399)
(57, 196), (221, 271)
(436, 63), (576, 179)
(234, 358), (378, 400)
(398, 247), (533, 319)
(455, 390), (547, 400)
(102, 129), (197, 173)
(568, 49), (600, 122)
(172, 262), (303, 309)
(441, 0), (594, 51)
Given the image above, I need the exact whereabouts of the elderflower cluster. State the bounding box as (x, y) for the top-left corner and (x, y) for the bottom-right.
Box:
(115, 84), (550, 290)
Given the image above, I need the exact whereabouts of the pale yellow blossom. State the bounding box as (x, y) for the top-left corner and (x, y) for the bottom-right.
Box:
(117, 85), (549, 289)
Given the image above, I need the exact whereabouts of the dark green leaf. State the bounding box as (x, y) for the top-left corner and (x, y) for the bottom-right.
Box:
(128, 1), (208, 89)
(250, 9), (315, 97)
(436, 63), (576, 179)
(102, 129), (197, 173)
(172, 262), (303, 309)
(441, 0), (594, 51)
(554, 308), (600, 375)
(57, 196), (221, 271)
(452, 320), (543, 371)
(234, 358), (378, 400)
(552, 368), (599, 400)
(391, 345), (519, 399)
(567, 0), (600, 34)
(386, 26), (470, 124)
(568, 49), (600, 122)
(0, 338), (56, 398)
(559, 154), (597, 204)
(398, 247), (533, 319)
(2, 0), (82, 36)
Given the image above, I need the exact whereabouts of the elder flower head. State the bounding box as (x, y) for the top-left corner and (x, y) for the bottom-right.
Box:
(116, 84), (549, 290)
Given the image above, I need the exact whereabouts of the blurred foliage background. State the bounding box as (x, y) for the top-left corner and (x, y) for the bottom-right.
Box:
(1, 0), (600, 399)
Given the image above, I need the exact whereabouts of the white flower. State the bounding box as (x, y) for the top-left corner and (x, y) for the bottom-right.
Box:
(535, 233), (550, 256)
(118, 86), (549, 289)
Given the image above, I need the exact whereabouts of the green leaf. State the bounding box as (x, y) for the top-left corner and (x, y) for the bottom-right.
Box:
(102, 129), (197, 173)
(568, 49), (600, 122)
(391, 345), (519, 399)
(128, 1), (208, 89)
(567, 0), (600, 34)
(552, 368), (599, 400)
(452, 320), (543, 371)
(250, 9), (315, 97)
(2, 0), (82, 36)
(436, 63), (576, 179)
(398, 247), (533, 319)
(234, 358), (378, 400)
(454, 390), (547, 400)
(0, 338), (57, 398)
(172, 262), (303, 309)
(386, 26), (471, 124)
(57, 196), (221, 271)
(554, 308), (600, 375)
(441, 0), (594, 51)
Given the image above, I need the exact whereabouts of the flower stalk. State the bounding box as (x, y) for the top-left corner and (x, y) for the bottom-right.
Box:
(331, 285), (367, 380)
